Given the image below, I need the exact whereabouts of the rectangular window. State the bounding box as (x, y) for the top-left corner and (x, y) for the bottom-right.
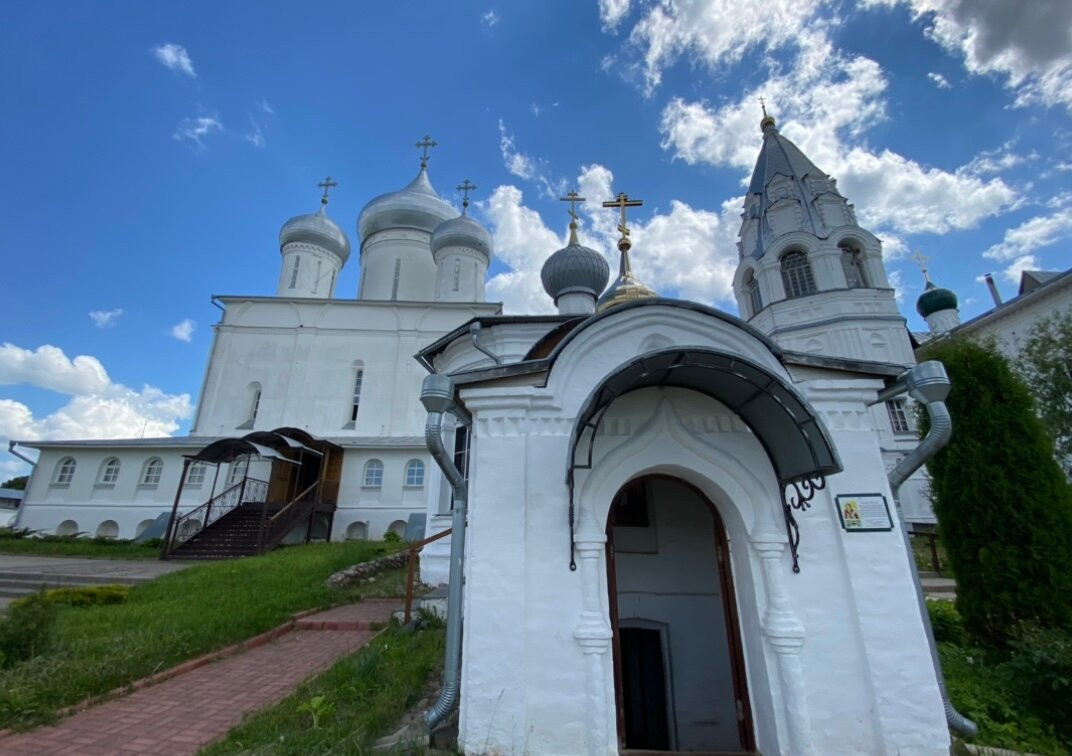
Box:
(886, 399), (912, 434)
(450, 425), (471, 511)
(313, 259), (322, 294)
(250, 389), (261, 422)
(290, 256), (300, 288)
(351, 370), (364, 422)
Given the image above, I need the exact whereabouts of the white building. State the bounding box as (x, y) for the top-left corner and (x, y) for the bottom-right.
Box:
(12, 119), (963, 752)
(12, 158), (499, 548)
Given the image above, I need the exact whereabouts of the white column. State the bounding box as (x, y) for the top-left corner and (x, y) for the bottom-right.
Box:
(751, 525), (815, 756)
(573, 530), (615, 756)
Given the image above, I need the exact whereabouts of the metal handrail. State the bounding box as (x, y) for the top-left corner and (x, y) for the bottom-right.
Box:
(256, 481), (321, 554)
(403, 527), (453, 623)
(166, 477), (269, 553)
(269, 481), (319, 523)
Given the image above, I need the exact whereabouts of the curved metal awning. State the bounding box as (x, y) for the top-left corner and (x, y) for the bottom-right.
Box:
(567, 348), (841, 487)
(186, 438), (298, 465)
(243, 431), (323, 457)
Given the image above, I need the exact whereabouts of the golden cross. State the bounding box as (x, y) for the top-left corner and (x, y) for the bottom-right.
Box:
(760, 95), (767, 117)
(602, 192), (643, 246)
(416, 135), (438, 166)
(317, 176), (338, 206)
(911, 249), (932, 284)
(457, 179), (477, 212)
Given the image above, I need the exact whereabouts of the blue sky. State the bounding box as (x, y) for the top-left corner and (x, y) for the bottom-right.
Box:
(2, 1), (1071, 478)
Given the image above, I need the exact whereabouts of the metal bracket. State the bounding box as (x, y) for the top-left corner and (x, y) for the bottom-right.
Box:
(780, 475), (825, 573)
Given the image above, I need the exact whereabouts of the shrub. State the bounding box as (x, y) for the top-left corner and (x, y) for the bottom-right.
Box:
(382, 530), (402, 544)
(1006, 623), (1072, 740)
(927, 600), (966, 646)
(11, 584), (129, 610)
(0, 594), (56, 667)
(919, 337), (1072, 647)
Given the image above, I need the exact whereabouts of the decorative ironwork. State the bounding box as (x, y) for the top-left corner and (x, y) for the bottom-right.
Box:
(168, 477), (269, 550)
(780, 475), (825, 573)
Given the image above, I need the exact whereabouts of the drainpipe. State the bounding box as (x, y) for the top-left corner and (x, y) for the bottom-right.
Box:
(873, 360), (978, 738)
(421, 373), (469, 731)
(7, 441), (36, 469)
(469, 322), (502, 365)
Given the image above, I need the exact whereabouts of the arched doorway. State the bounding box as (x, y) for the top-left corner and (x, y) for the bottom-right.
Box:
(607, 475), (754, 753)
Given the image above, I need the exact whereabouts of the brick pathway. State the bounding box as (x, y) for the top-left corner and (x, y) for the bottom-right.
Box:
(0, 600), (397, 755)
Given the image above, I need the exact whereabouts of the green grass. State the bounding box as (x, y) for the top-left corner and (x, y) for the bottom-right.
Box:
(910, 531), (952, 576)
(0, 541), (404, 730)
(0, 528), (160, 559)
(203, 620), (445, 755)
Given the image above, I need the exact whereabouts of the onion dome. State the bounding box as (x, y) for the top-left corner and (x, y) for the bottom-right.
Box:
(357, 165), (456, 244)
(596, 192), (657, 312)
(541, 224), (610, 302)
(431, 212), (493, 264)
(279, 206), (351, 264)
(916, 282), (958, 318)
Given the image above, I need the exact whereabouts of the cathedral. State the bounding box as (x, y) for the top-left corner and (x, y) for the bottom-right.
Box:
(13, 117), (959, 753)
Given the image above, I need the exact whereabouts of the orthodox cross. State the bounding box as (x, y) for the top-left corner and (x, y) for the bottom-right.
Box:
(760, 95), (768, 118)
(457, 179), (477, 212)
(561, 191), (586, 244)
(416, 135), (438, 167)
(912, 249), (932, 284)
(317, 176), (338, 206)
(602, 192), (643, 251)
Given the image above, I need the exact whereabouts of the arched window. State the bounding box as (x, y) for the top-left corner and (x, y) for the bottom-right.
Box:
(780, 250), (817, 299)
(53, 457), (77, 486)
(97, 457), (121, 485)
(96, 520), (119, 539)
(135, 519), (156, 538)
(350, 362), (364, 422)
(345, 521), (368, 541)
(187, 462), (207, 487)
(248, 382), (262, 424)
(387, 520), (407, 538)
(744, 270), (762, 315)
(405, 459), (425, 487)
(839, 243), (868, 288)
(363, 459), (383, 488)
(56, 519), (79, 536)
(141, 457), (163, 486)
(227, 456), (248, 486)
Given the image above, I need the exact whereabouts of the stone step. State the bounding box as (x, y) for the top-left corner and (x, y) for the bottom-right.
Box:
(921, 577), (957, 595)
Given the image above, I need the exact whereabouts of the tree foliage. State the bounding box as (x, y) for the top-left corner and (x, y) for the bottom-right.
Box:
(920, 337), (1072, 646)
(0, 476), (27, 491)
(1016, 312), (1072, 478)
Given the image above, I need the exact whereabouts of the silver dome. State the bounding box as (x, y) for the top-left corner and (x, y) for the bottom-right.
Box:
(357, 166), (456, 247)
(541, 242), (611, 301)
(279, 210), (351, 264)
(430, 213), (493, 263)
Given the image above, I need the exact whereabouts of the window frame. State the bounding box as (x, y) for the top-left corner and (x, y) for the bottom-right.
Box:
(886, 398), (913, 435)
(363, 459), (384, 488)
(839, 244), (868, 288)
(404, 459), (425, 487)
(140, 457), (164, 487)
(780, 249), (817, 299)
(186, 462), (207, 487)
(744, 269), (762, 316)
(97, 456), (121, 486)
(350, 366), (364, 422)
(53, 457), (77, 487)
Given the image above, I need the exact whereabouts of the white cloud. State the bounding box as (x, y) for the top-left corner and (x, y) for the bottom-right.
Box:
(481, 9), (499, 28)
(983, 206), (1072, 262)
(656, 43), (1017, 236)
(0, 343), (194, 461)
(598, 0), (632, 31)
(257, 98), (274, 115)
(927, 71), (952, 89)
(152, 43), (196, 78)
(872, 0), (1072, 111)
(497, 120), (564, 198)
(245, 120), (266, 148)
(88, 308), (123, 329)
(964, 141), (1035, 175)
(173, 115), (223, 150)
(171, 319), (196, 342)
(481, 165), (742, 315)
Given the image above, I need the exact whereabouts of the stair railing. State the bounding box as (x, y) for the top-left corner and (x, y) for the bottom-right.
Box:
(403, 527), (453, 624)
(163, 477), (269, 556)
(256, 480), (320, 555)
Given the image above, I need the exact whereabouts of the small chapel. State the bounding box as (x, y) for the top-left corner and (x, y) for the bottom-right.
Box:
(12, 115), (959, 753)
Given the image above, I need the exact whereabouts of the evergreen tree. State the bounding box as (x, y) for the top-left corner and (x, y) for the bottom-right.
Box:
(920, 336), (1072, 647)
(1, 476), (27, 490)
(1016, 312), (1072, 478)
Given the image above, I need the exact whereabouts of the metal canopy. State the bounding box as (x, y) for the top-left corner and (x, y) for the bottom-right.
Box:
(187, 438), (297, 465)
(567, 348), (842, 486)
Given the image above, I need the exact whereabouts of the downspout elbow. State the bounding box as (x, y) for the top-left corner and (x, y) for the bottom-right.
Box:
(8, 441), (37, 468)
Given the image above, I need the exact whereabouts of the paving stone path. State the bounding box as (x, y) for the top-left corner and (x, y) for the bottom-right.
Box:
(0, 599), (397, 755)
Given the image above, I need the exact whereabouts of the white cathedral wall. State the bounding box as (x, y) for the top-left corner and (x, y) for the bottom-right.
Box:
(358, 230), (438, 301)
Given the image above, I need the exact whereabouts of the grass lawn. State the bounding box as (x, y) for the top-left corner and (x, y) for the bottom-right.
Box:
(0, 529), (160, 559)
(204, 620), (445, 755)
(0, 541), (404, 730)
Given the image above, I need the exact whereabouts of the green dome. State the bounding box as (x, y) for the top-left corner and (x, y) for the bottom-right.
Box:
(916, 283), (958, 317)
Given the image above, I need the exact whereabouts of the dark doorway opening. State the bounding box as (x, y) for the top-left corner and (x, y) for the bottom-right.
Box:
(621, 626), (672, 750)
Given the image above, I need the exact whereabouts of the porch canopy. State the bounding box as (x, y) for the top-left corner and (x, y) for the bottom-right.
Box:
(566, 347), (842, 488)
(186, 428), (338, 465)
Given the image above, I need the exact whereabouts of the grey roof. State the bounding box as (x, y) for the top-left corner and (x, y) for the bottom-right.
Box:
(279, 208), (351, 263)
(357, 166), (457, 245)
(0, 489), (24, 502)
(1019, 270), (1060, 296)
(541, 242), (611, 301)
(430, 213), (493, 262)
(743, 119), (841, 258)
(17, 437), (220, 450)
